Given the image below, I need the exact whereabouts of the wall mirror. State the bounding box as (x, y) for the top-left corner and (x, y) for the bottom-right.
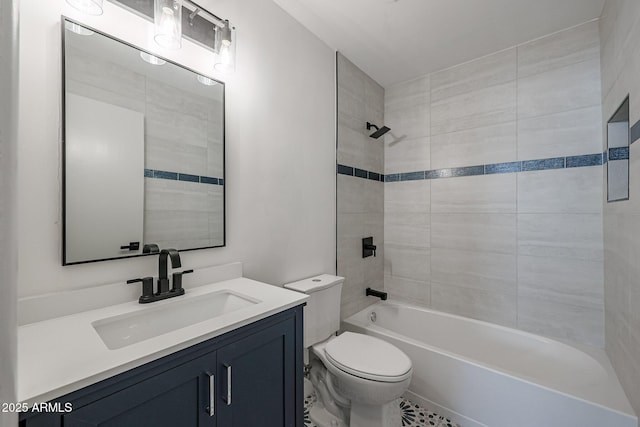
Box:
(63, 18), (225, 265)
(607, 97), (629, 202)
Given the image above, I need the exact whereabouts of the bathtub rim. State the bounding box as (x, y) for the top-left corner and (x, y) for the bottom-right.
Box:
(342, 299), (636, 419)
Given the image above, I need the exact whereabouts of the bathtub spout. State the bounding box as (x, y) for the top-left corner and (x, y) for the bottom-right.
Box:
(366, 287), (387, 300)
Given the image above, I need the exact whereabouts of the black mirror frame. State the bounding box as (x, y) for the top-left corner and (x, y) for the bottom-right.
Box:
(61, 16), (226, 265)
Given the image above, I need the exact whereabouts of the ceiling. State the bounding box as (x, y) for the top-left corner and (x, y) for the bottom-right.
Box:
(273, 0), (605, 87)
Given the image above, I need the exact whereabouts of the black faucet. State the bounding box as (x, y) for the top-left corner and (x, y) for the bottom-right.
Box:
(158, 249), (181, 294)
(128, 248), (193, 304)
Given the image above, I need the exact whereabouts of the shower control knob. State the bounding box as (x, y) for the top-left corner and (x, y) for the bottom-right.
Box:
(362, 237), (377, 258)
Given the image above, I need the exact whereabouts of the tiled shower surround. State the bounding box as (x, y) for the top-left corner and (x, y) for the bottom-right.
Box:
(336, 53), (385, 319)
(337, 21), (607, 347)
(600, 0), (640, 417)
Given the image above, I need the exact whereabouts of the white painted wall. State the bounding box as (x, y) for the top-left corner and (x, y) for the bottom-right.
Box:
(17, 0), (335, 297)
(0, 0), (18, 424)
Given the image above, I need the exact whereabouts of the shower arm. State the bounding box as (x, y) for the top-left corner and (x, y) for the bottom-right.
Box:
(366, 121), (391, 139)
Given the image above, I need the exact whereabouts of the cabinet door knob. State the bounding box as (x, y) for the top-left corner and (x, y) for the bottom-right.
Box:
(206, 372), (215, 416)
(224, 364), (232, 406)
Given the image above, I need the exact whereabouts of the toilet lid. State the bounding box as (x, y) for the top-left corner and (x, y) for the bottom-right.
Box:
(324, 332), (412, 382)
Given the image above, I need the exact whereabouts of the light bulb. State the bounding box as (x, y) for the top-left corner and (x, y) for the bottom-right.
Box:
(154, 0), (182, 49)
(215, 45), (233, 72)
(214, 22), (236, 73)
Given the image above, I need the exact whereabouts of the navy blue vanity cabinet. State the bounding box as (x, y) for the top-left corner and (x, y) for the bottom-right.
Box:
(216, 319), (296, 427)
(19, 306), (304, 427)
(64, 351), (217, 427)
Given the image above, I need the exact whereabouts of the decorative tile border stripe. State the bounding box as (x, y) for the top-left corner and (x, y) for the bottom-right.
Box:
(631, 119), (640, 144)
(485, 162), (521, 174)
(338, 152), (604, 184)
(608, 147), (630, 161)
(144, 169), (224, 185)
(428, 165), (485, 179)
(337, 164), (385, 182)
(567, 153), (603, 167)
(522, 157), (565, 171)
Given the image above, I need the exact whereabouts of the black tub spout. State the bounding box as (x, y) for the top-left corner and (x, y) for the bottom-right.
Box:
(366, 287), (387, 300)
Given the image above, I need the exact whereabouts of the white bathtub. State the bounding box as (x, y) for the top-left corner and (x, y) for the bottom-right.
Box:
(342, 301), (637, 427)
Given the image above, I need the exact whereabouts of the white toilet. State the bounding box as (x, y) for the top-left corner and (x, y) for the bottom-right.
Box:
(284, 275), (412, 427)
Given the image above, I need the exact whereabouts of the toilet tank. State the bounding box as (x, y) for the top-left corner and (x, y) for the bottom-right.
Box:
(284, 274), (344, 348)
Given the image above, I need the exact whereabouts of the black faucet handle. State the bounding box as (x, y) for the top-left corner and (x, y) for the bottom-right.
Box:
(127, 276), (153, 284)
(127, 277), (155, 303)
(172, 269), (194, 293)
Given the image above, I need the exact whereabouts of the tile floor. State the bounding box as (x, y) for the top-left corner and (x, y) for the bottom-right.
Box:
(304, 393), (461, 427)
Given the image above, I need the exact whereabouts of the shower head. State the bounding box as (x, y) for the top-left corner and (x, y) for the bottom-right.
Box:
(366, 122), (391, 139)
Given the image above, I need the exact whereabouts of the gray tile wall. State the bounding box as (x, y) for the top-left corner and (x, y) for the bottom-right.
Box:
(337, 53), (385, 318)
(600, 0), (640, 416)
(383, 21), (605, 347)
(66, 46), (224, 249)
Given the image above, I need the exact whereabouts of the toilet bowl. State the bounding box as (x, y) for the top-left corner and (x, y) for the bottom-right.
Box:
(315, 332), (412, 404)
(284, 275), (413, 427)
(310, 332), (412, 427)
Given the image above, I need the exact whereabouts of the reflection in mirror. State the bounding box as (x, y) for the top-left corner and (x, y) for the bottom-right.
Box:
(607, 97), (629, 202)
(63, 18), (225, 265)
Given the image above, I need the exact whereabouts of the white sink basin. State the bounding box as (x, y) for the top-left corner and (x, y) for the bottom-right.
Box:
(92, 290), (260, 349)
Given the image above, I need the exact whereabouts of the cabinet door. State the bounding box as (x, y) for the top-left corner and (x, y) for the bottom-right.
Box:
(216, 319), (296, 427)
(63, 352), (217, 427)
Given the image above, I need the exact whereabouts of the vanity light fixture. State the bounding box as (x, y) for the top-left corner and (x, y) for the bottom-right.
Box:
(65, 20), (95, 36)
(65, 0), (103, 16)
(99, 0), (238, 72)
(214, 20), (236, 73)
(139, 51), (167, 65)
(154, 0), (183, 50)
(196, 74), (218, 86)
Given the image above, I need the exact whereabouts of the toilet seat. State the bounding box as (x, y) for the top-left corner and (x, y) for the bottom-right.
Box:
(324, 332), (412, 383)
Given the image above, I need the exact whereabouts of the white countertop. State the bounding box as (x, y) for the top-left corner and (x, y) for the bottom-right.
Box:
(17, 277), (307, 404)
